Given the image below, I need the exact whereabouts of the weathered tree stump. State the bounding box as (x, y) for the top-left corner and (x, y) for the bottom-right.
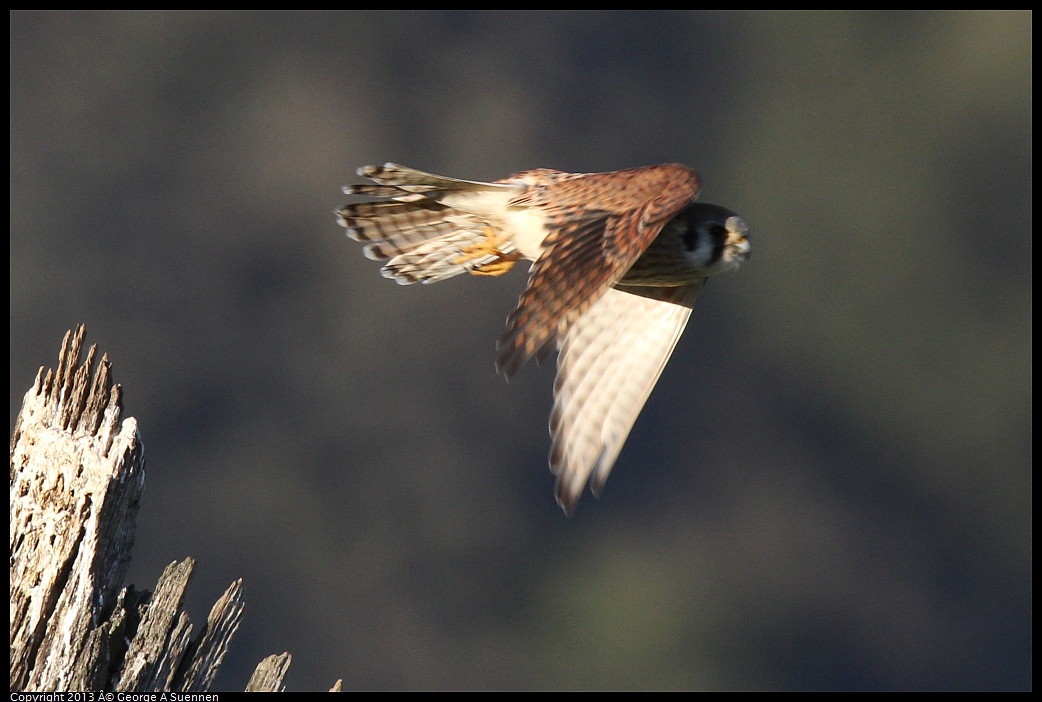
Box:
(10, 326), (339, 692)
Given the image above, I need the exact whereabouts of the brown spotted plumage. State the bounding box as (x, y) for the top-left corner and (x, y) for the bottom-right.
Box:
(337, 163), (750, 514)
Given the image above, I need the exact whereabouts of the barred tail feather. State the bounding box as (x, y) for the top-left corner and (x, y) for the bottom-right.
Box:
(339, 204), (496, 283)
(357, 163), (517, 193)
(381, 231), (518, 285)
(338, 164), (522, 285)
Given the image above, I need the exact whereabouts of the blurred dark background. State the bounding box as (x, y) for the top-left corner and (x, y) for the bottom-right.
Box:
(10, 11), (1031, 691)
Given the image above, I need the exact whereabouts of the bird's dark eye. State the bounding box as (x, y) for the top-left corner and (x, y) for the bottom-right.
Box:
(709, 224), (727, 238)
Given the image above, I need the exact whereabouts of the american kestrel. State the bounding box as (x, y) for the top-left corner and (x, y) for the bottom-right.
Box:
(337, 163), (749, 514)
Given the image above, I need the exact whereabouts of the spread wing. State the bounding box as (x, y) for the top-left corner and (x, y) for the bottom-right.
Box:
(495, 164), (701, 377)
(550, 283), (704, 515)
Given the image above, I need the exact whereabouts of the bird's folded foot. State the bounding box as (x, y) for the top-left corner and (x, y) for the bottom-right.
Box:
(455, 227), (521, 277)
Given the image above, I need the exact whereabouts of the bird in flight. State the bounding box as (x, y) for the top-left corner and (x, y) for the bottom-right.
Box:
(337, 163), (749, 514)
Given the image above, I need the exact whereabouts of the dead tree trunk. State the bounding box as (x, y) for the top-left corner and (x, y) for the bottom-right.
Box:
(10, 326), (338, 692)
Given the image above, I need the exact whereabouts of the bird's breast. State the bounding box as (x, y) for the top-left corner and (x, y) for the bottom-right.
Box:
(501, 208), (551, 260)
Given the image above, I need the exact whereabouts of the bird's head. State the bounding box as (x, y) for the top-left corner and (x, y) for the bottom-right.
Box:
(681, 203), (750, 276)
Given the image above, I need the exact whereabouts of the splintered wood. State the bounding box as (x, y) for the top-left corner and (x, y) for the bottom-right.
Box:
(10, 326), (252, 692)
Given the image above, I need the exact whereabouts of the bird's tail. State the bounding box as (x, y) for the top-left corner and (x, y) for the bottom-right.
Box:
(337, 163), (521, 284)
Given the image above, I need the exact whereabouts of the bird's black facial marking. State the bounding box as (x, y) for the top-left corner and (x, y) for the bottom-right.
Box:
(683, 224), (697, 251)
(710, 224), (729, 262)
(685, 223), (730, 271)
(683, 224), (699, 252)
(685, 223), (727, 252)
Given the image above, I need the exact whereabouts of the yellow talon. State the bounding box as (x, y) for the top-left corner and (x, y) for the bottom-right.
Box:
(454, 226), (521, 277)
(471, 253), (522, 276)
